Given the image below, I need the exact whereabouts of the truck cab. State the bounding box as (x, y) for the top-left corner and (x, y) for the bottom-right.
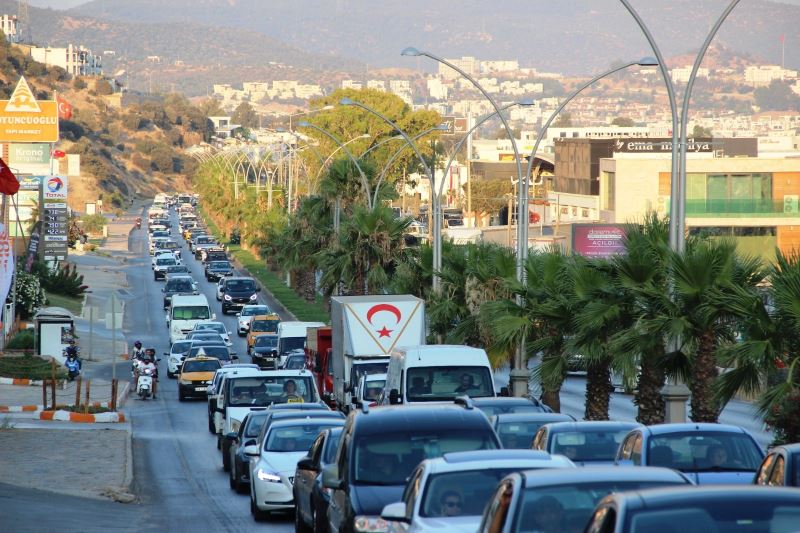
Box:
(276, 321), (326, 368)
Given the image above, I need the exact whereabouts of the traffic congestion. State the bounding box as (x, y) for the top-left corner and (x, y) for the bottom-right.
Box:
(140, 192), (800, 533)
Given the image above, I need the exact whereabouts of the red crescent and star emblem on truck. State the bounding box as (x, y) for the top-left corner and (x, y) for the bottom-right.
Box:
(366, 304), (402, 338)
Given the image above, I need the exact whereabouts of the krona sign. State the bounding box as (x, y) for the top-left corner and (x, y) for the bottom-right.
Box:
(344, 300), (424, 355)
(0, 77), (59, 143)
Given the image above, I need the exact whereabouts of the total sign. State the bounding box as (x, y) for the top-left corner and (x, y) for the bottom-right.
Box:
(43, 175), (68, 200)
(339, 296), (426, 355)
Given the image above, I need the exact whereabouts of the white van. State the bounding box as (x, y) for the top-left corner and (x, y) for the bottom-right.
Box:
(382, 345), (496, 405)
(276, 321), (325, 366)
(168, 294), (214, 344)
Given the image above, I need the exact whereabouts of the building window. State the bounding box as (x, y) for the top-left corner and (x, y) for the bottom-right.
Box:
(601, 171), (615, 211)
(687, 173), (773, 214)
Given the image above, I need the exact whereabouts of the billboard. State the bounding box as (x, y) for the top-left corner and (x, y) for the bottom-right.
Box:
(572, 224), (627, 258)
(41, 175), (69, 260)
(8, 143), (50, 165)
(9, 175), (41, 238)
(613, 137), (712, 154)
(0, 77), (59, 143)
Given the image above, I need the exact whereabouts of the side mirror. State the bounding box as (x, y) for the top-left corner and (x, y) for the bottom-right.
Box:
(256, 286), (262, 292)
(297, 457), (317, 471)
(225, 432), (238, 441)
(381, 502), (410, 524)
(351, 395), (358, 405)
(163, 352), (169, 356)
(211, 313), (217, 319)
(321, 464), (343, 490)
(232, 355), (239, 360)
(499, 386), (510, 397)
(389, 389), (401, 405)
(244, 445), (259, 457)
(244, 439), (256, 447)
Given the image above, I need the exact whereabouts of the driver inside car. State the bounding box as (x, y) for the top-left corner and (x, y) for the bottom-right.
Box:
(281, 379), (300, 401)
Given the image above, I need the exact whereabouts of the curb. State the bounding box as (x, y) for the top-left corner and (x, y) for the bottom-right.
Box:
(0, 377), (45, 387)
(0, 404), (43, 412)
(39, 410), (126, 423)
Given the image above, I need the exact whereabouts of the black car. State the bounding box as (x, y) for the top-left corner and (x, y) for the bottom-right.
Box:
(323, 404), (501, 533)
(251, 335), (279, 368)
(205, 260), (234, 282)
(295, 427), (343, 533)
(165, 264), (191, 276)
(458, 396), (553, 416)
(202, 247), (228, 264)
(162, 275), (197, 309)
(227, 409), (270, 493)
(220, 277), (260, 314)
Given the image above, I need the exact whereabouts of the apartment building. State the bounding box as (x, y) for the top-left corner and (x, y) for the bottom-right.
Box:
(29, 44), (102, 76)
(0, 14), (19, 44)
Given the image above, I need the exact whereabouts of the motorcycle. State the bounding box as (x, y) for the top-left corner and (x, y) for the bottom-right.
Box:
(135, 360), (157, 400)
(65, 355), (82, 381)
(135, 217), (142, 230)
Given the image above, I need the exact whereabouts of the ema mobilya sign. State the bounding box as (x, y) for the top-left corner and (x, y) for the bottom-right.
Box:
(614, 137), (713, 153)
(0, 77), (59, 143)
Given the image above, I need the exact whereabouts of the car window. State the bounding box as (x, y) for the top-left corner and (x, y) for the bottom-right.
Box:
(406, 366), (494, 401)
(646, 432), (763, 472)
(322, 430), (342, 464)
(255, 336), (278, 348)
(226, 280), (255, 291)
(627, 501), (800, 533)
(499, 421), (544, 449)
(172, 306), (210, 320)
(252, 319), (280, 333)
(755, 453), (776, 485)
(265, 422), (341, 452)
(309, 433), (324, 464)
(362, 379), (385, 402)
(532, 427), (547, 450)
(403, 467), (423, 519)
(480, 480), (514, 533)
(421, 468), (523, 518)
(227, 376), (316, 406)
(171, 341), (192, 354)
(190, 346), (229, 360)
(770, 456), (786, 486)
(631, 434), (643, 466)
(242, 306), (269, 316)
(182, 360), (221, 373)
(244, 414), (269, 438)
(549, 429), (630, 462)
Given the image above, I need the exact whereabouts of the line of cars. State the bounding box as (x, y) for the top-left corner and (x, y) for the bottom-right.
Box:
(173, 201), (800, 532)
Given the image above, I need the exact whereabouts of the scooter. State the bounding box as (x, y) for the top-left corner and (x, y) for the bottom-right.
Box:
(135, 217), (142, 230)
(65, 355), (81, 381)
(136, 360), (157, 400)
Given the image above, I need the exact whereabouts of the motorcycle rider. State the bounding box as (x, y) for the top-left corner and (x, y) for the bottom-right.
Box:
(142, 347), (158, 399)
(64, 344), (82, 381)
(131, 340), (146, 378)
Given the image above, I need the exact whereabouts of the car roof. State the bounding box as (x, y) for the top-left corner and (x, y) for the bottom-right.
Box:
(364, 373), (387, 382)
(424, 450), (573, 474)
(352, 405), (495, 436)
(520, 466), (690, 486)
(269, 410), (344, 420)
(268, 402), (330, 411)
(642, 423), (749, 436)
(471, 397), (542, 406)
(267, 417), (346, 431)
(224, 276), (253, 282)
(493, 413), (576, 424)
(606, 485), (800, 509)
(183, 356), (221, 364)
(253, 314), (279, 320)
(213, 365), (259, 377)
(542, 421), (643, 433)
(773, 443), (800, 454)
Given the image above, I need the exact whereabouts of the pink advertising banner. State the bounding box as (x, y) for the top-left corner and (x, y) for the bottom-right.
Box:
(571, 224), (627, 258)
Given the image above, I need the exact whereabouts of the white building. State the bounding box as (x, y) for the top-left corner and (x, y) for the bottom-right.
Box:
(671, 66), (709, 83)
(342, 80), (363, 90)
(295, 84), (323, 99)
(367, 80), (386, 91)
(745, 65), (798, 87)
(0, 14), (19, 44)
(427, 78), (448, 100)
(439, 56), (479, 80)
(243, 82), (270, 94)
(480, 60), (519, 73)
(29, 44), (102, 76)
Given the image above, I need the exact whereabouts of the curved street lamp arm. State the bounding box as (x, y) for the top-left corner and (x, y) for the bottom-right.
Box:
(315, 135), (371, 181)
(373, 126), (444, 207)
(298, 122), (373, 210)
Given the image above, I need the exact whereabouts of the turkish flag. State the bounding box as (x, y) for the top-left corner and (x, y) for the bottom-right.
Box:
(0, 158), (19, 195)
(52, 149), (66, 159)
(57, 95), (73, 120)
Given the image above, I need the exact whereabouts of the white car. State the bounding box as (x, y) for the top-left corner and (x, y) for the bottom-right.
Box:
(380, 450), (575, 533)
(152, 250), (179, 269)
(149, 236), (169, 255)
(165, 339), (194, 378)
(193, 321), (233, 347)
(236, 304), (271, 336)
(216, 278), (225, 301)
(248, 418), (345, 520)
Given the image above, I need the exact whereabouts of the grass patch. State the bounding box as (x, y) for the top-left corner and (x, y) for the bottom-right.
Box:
(54, 404), (112, 414)
(199, 208), (329, 323)
(46, 293), (83, 316)
(0, 355), (67, 380)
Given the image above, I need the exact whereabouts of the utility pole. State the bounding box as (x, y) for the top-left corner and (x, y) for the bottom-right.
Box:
(110, 293), (118, 384)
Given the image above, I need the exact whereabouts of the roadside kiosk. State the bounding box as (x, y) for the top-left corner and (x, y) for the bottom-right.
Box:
(33, 307), (75, 363)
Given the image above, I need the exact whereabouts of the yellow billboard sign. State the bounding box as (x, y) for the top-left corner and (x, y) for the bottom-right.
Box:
(0, 77), (59, 143)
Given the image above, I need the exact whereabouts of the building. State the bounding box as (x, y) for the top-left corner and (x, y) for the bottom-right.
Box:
(208, 116), (240, 139)
(367, 80), (386, 91)
(29, 44), (102, 76)
(427, 78), (448, 100)
(341, 80), (363, 90)
(0, 15), (19, 44)
(745, 65), (798, 87)
(480, 60), (519, 73)
(671, 66), (710, 83)
(439, 56), (479, 80)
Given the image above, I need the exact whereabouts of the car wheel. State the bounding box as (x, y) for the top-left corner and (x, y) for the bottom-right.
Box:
(312, 498), (328, 533)
(208, 416), (215, 434)
(295, 495), (313, 533)
(222, 447), (231, 472)
(167, 370), (174, 379)
(238, 331), (245, 337)
(178, 390), (185, 402)
(229, 461), (238, 491)
(250, 491), (270, 521)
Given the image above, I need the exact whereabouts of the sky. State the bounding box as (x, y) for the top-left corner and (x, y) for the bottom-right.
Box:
(26, 0), (88, 8)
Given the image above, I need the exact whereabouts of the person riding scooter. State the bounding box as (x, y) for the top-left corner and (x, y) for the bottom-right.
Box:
(141, 347), (158, 399)
(135, 216), (142, 230)
(64, 345), (82, 381)
(131, 340), (146, 377)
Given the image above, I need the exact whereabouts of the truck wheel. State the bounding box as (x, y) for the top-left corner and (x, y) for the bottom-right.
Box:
(178, 391), (185, 402)
(208, 416), (215, 434)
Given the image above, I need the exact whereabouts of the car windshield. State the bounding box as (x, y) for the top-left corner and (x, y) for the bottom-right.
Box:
(190, 333), (222, 342)
(210, 261), (231, 270)
(167, 266), (189, 273)
(363, 380), (385, 401)
(167, 280), (194, 292)
(182, 360), (221, 373)
(265, 422), (342, 452)
(197, 237), (213, 244)
(252, 319), (279, 333)
(550, 429), (631, 462)
(156, 257), (176, 266)
(197, 323), (225, 334)
(244, 414), (269, 438)
(517, 480), (689, 533)
(226, 280), (256, 292)
(285, 356), (306, 370)
(351, 363), (389, 388)
(172, 306), (210, 320)
(353, 429), (498, 485)
(254, 336), (278, 348)
(478, 403), (546, 416)
(421, 468), (523, 518)
(163, 242), (178, 249)
(647, 432), (763, 472)
(227, 376), (316, 407)
(171, 341), (193, 355)
(323, 431), (342, 464)
(242, 306), (269, 317)
(497, 421), (549, 449)
(190, 346), (230, 361)
(279, 336), (305, 353)
(406, 366), (494, 401)
(627, 500), (800, 533)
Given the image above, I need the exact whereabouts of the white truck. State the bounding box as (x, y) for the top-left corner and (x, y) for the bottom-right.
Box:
(330, 295), (425, 412)
(276, 321), (326, 367)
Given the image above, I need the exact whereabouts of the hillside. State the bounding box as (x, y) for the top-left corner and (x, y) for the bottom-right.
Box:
(70, 0), (800, 73)
(0, 36), (205, 209)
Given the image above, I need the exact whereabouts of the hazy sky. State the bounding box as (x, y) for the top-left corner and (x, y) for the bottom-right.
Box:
(27, 0), (88, 8)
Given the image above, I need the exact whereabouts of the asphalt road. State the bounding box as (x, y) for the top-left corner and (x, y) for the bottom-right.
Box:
(120, 211), (295, 532)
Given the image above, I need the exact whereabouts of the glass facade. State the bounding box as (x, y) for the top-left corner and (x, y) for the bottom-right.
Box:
(686, 173), (779, 215)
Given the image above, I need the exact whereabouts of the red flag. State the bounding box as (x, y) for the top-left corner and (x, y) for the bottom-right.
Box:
(57, 95), (73, 120)
(52, 149), (66, 159)
(0, 158), (19, 195)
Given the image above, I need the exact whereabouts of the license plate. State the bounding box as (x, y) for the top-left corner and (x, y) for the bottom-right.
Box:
(195, 386), (207, 392)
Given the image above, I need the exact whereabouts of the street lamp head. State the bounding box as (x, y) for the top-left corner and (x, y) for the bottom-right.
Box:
(297, 120), (311, 128)
(339, 97), (355, 106)
(637, 56), (659, 67)
(401, 47), (422, 57)
(517, 98), (536, 107)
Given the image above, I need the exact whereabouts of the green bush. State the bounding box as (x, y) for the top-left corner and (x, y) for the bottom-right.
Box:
(7, 330), (33, 349)
(73, 77), (87, 90)
(81, 213), (106, 233)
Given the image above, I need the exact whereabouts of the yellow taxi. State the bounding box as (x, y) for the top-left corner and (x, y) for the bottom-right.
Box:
(178, 355), (222, 401)
(246, 314), (281, 353)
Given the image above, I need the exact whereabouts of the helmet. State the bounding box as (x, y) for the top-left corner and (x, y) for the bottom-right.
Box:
(65, 346), (78, 357)
(134, 341), (142, 348)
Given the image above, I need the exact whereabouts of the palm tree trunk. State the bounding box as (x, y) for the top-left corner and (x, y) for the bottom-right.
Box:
(540, 353), (564, 413)
(634, 353), (666, 425)
(690, 330), (720, 423)
(584, 360), (612, 420)
(301, 269), (317, 303)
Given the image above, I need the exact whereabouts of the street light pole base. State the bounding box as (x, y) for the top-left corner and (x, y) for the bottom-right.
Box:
(661, 382), (690, 423)
(509, 369), (529, 398)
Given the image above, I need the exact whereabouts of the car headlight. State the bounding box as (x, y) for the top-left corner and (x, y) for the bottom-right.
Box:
(224, 294), (232, 301)
(256, 468), (282, 483)
(230, 419), (241, 433)
(354, 516), (389, 533)
(249, 294), (258, 300)
(179, 379), (192, 385)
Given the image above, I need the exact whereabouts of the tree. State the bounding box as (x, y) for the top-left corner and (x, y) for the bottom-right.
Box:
(553, 112), (573, 127)
(693, 124), (712, 138)
(754, 80), (800, 111)
(232, 101), (259, 129)
(95, 79), (114, 95)
(611, 117), (635, 127)
(467, 179), (513, 222)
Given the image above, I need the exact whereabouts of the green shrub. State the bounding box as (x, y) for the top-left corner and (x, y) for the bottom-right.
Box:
(81, 213), (106, 233)
(7, 330), (34, 349)
(73, 77), (87, 90)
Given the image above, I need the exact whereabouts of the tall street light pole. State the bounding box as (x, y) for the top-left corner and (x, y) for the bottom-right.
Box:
(620, 0), (740, 423)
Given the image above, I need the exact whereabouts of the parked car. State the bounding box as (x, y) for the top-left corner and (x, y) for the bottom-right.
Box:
(294, 427), (343, 533)
(477, 466), (692, 533)
(248, 418), (346, 520)
(615, 423), (765, 485)
(532, 421), (642, 465)
(178, 356), (222, 401)
(236, 304), (272, 336)
(380, 450), (574, 533)
(491, 412), (575, 449)
(323, 404), (501, 533)
(456, 396), (553, 416)
(754, 442), (800, 487)
(205, 260), (234, 282)
(585, 486), (800, 533)
(220, 277), (261, 314)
